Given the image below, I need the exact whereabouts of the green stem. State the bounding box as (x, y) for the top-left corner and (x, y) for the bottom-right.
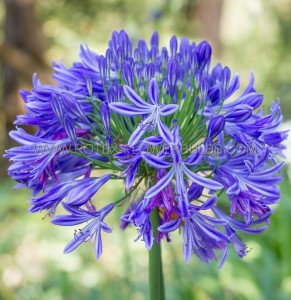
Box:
(149, 208), (165, 300)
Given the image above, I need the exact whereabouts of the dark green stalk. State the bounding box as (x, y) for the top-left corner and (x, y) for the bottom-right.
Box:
(149, 208), (165, 300)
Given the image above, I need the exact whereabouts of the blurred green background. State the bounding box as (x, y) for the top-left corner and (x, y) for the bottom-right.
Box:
(0, 0), (291, 299)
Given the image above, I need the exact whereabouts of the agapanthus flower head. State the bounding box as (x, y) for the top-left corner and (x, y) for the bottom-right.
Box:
(4, 30), (286, 267)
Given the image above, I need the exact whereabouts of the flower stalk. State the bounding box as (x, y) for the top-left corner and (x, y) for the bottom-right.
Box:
(149, 208), (165, 300)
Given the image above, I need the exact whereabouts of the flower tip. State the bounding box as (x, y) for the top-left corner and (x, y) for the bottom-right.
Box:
(123, 84), (132, 94)
(95, 249), (103, 260)
(184, 256), (191, 264)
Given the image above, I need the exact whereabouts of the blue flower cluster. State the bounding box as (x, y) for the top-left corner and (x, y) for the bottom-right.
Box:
(5, 30), (287, 266)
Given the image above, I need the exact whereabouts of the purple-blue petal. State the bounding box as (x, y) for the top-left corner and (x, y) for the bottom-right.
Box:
(124, 85), (152, 108)
(157, 119), (173, 144)
(158, 219), (181, 232)
(183, 165), (223, 190)
(109, 102), (151, 116)
(142, 152), (172, 169)
(159, 104), (179, 116)
(147, 78), (160, 104)
(145, 167), (175, 199)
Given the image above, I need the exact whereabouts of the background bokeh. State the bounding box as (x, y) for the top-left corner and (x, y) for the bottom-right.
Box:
(1, 0), (291, 299)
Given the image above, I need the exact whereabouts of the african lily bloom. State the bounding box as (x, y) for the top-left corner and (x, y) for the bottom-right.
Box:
(4, 30), (286, 267)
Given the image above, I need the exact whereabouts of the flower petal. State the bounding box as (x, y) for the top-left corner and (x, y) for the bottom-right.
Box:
(64, 237), (84, 254)
(128, 117), (151, 145)
(66, 174), (111, 206)
(109, 102), (151, 116)
(226, 74), (240, 98)
(159, 104), (179, 116)
(226, 181), (240, 195)
(124, 85), (152, 108)
(51, 94), (64, 122)
(158, 219), (181, 232)
(184, 145), (205, 166)
(94, 228), (103, 259)
(142, 152), (172, 169)
(51, 214), (91, 226)
(183, 165), (223, 190)
(183, 219), (192, 264)
(145, 166), (175, 199)
(157, 119), (173, 144)
(142, 136), (164, 146)
(199, 196), (217, 210)
(143, 224), (154, 250)
(125, 158), (141, 190)
(147, 78), (159, 104)
(218, 246), (229, 269)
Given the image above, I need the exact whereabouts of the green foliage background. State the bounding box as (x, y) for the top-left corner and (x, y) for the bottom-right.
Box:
(1, 0), (291, 299)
